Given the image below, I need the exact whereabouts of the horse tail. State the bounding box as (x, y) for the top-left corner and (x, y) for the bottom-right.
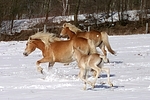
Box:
(87, 39), (97, 54)
(101, 31), (116, 55)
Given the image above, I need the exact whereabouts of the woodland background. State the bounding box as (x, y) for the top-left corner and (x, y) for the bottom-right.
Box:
(0, 0), (150, 41)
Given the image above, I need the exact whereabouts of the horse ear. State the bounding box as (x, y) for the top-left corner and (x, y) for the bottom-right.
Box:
(63, 23), (66, 27)
(29, 37), (32, 40)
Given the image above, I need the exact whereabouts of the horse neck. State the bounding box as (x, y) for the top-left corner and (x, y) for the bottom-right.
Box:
(33, 40), (46, 52)
(67, 30), (76, 39)
(74, 49), (84, 63)
(76, 31), (84, 36)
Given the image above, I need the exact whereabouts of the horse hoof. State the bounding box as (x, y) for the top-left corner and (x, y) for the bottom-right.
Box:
(40, 70), (44, 74)
(64, 63), (69, 66)
(110, 83), (113, 87)
(92, 85), (95, 89)
(83, 88), (86, 90)
(107, 59), (110, 63)
(111, 84), (113, 87)
(91, 83), (95, 89)
(37, 67), (43, 74)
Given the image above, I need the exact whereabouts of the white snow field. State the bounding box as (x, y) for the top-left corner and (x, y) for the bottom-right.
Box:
(0, 34), (150, 100)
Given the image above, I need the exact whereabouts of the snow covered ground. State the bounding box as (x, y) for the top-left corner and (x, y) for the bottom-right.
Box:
(0, 34), (150, 100)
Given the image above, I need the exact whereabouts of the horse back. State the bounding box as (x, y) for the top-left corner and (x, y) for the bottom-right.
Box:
(76, 32), (89, 39)
(50, 40), (74, 63)
(79, 53), (100, 69)
(72, 37), (90, 55)
(77, 30), (102, 46)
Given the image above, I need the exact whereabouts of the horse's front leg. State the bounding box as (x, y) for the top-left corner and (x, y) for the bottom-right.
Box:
(36, 58), (50, 74)
(91, 66), (100, 88)
(101, 67), (113, 87)
(48, 62), (55, 71)
(78, 69), (92, 90)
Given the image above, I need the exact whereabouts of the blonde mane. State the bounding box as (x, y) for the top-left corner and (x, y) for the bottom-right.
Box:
(62, 23), (83, 33)
(29, 31), (61, 46)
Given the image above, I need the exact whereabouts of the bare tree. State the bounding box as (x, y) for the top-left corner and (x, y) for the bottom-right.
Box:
(74, 0), (81, 26)
(10, 0), (19, 33)
(139, 0), (147, 25)
(61, 0), (69, 16)
(44, 0), (52, 23)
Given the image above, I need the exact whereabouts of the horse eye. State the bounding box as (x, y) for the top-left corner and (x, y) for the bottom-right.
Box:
(26, 43), (29, 46)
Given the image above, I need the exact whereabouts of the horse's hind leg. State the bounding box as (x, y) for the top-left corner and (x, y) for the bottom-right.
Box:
(99, 43), (109, 63)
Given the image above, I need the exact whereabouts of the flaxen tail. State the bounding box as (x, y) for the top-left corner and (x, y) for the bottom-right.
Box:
(87, 39), (97, 54)
(101, 31), (116, 55)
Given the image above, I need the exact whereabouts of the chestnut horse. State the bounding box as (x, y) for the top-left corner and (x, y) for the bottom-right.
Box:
(23, 34), (96, 74)
(61, 23), (116, 62)
(73, 48), (113, 90)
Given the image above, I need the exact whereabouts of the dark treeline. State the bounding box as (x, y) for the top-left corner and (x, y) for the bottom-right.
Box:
(0, 0), (150, 31)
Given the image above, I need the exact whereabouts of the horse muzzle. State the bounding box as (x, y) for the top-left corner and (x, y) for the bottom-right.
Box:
(59, 34), (67, 38)
(59, 34), (64, 38)
(23, 52), (29, 56)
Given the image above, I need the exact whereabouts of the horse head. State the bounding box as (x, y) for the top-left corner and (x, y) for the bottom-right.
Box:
(62, 23), (82, 33)
(60, 27), (69, 38)
(23, 38), (37, 56)
(99, 55), (109, 63)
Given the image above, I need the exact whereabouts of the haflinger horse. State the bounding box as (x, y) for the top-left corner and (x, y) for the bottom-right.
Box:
(73, 47), (113, 90)
(23, 32), (96, 74)
(61, 23), (116, 62)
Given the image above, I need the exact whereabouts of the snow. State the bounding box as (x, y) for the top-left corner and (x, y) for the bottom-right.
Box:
(0, 34), (150, 100)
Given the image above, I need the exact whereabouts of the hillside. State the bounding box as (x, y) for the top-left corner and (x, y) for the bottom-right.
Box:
(0, 11), (150, 41)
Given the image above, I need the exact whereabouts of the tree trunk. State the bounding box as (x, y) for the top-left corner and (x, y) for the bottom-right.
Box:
(117, 0), (121, 22)
(74, 0), (81, 26)
(62, 0), (68, 16)
(45, 0), (51, 23)
(139, 0), (146, 26)
(106, 0), (112, 19)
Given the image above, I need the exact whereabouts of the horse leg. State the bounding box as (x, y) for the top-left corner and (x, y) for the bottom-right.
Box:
(99, 43), (109, 63)
(101, 67), (113, 87)
(91, 69), (96, 77)
(83, 70), (87, 90)
(78, 68), (92, 90)
(91, 65), (101, 88)
(48, 62), (54, 71)
(36, 58), (50, 74)
(64, 63), (69, 66)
